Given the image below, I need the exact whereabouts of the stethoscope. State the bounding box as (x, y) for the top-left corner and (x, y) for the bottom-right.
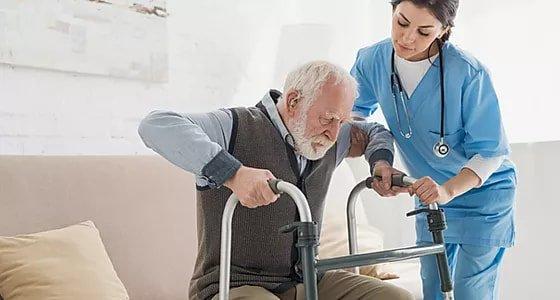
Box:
(390, 40), (450, 158)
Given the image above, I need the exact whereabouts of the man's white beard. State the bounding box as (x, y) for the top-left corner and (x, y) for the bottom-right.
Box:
(290, 113), (335, 161)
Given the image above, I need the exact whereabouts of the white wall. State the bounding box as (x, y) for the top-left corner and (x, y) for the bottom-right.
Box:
(1, 0), (385, 155)
(0, 65), (167, 154)
(2, 0), (556, 154)
(499, 142), (560, 299)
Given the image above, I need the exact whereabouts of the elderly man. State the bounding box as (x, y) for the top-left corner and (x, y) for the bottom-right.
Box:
(138, 61), (413, 300)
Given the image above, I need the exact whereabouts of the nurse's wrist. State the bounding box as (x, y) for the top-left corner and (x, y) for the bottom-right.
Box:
(442, 183), (456, 200)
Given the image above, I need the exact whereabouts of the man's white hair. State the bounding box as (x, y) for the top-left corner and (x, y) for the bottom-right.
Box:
(281, 60), (357, 110)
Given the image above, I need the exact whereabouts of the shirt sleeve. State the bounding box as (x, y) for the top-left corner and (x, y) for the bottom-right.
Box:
(354, 120), (395, 171)
(138, 109), (241, 188)
(335, 121), (395, 170)
(351, 48), (380, 118)
(462, 69), (511, 158)
(463, 154), (505, 187)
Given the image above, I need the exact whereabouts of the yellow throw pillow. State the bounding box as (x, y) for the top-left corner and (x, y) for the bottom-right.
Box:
(0, 221), (129, 300)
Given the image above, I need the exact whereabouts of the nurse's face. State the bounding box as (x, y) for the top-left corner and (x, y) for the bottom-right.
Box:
(391, 1), (448, 61)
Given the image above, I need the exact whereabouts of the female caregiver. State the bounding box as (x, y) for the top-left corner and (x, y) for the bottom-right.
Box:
(350, 0), (517, 299)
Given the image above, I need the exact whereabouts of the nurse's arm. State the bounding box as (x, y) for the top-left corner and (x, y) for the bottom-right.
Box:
(443, 168), (482, 199)
(412, 168), (480, 205)
(438, 154), (505, 201)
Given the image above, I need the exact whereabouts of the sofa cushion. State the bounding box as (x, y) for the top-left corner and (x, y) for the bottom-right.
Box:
(0, 221), (129, 300)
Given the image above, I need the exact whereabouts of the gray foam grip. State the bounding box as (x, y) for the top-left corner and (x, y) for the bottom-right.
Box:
(268, 179), (283, 194)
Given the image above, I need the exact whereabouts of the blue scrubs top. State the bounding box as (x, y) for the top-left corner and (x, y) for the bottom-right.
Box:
(351, 39), (517, 247)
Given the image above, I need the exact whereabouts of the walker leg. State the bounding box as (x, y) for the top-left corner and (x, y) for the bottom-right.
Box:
(301, 246), (318, 300)
(280, 221), (319, 300)
(407, 207), (454, 297)
(432, 231), (454, 298)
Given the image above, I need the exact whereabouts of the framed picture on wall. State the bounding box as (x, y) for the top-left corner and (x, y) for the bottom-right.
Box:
(0, 0), (169, 82)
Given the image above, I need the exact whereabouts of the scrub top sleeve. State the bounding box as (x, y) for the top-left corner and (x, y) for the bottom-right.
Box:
(461, 69), (511, 158)
(351, 49), (379, 118)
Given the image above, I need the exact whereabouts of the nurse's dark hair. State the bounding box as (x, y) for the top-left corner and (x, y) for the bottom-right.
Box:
(390, 0), (459, 42)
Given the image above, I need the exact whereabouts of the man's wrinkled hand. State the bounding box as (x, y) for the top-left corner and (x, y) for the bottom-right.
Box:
(370, 161), (411, 197)
(223, 166), (279, 208)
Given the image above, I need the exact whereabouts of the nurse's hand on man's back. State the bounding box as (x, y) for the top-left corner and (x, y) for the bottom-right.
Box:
(223, 166), (280, 208)
(348, 125), (368, 157)
(371, 161), (411, 197)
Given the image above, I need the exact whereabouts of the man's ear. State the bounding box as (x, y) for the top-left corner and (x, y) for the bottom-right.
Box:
(285, 90), (300, 115)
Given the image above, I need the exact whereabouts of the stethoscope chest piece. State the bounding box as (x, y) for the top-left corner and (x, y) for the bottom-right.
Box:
(433, 139), (450, 158)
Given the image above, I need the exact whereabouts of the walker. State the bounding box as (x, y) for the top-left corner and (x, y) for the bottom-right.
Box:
(218, 173), (454, 300)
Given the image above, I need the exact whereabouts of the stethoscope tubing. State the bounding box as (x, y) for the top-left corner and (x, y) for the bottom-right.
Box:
(390, 40), (449, 158)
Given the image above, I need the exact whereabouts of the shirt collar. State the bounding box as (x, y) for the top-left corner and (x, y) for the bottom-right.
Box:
(260, 90), (296, 148)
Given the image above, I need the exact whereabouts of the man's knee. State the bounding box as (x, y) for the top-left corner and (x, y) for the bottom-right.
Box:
(211, 285), (279, 300)
(373, 284), (414, 300)
(355, 275), (414, 300)
(319, 270), (414, 300)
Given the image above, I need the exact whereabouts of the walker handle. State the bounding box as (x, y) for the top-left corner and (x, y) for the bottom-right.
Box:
(368, 168), (415, 188)
(268, 179), (283, 194)
(368, 174), (408, 188)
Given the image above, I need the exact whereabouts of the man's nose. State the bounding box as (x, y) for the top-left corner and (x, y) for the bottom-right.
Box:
(324, 121), (341, 141)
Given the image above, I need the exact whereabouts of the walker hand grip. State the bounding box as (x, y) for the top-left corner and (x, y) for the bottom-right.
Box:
(268, 179), (283, 195)
(367, 174), (408, 188)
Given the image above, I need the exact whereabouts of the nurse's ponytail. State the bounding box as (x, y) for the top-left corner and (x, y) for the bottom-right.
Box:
(390, 0), (459, 42)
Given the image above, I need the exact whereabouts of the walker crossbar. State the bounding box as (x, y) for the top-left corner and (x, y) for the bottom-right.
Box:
(316, 244), (444, 272)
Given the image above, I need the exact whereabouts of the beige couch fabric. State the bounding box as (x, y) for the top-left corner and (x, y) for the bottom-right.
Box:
(0, 156), (197, 300)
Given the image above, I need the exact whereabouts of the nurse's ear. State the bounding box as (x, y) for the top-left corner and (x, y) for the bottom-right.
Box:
(437, 26), (450, 40)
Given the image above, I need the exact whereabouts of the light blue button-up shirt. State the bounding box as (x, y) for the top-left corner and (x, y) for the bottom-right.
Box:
(139, 90), (395, 188)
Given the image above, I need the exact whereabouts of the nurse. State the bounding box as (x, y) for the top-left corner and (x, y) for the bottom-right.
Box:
(350, 0), (517, 299)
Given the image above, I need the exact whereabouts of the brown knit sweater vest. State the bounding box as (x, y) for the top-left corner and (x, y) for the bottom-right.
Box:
(188, 102), (338, 300)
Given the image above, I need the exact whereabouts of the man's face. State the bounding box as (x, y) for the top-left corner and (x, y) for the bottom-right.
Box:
(289, 79), (354, 160)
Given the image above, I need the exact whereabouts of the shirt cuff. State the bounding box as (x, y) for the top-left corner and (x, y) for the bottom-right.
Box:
(351, 111), (367, 121)
(201, 149), (242, 188)
(368, 149), (394, 173)
(462, 154), (505, 187)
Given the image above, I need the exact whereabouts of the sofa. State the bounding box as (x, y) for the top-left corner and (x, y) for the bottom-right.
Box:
(0, 155), (422, 299)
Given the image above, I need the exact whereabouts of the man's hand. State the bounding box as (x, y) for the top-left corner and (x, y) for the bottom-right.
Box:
(370, 160), (411, 197)
(223, 166), (280, 208)
(348, 125), (368, 157)
(411, 176), (453, 205)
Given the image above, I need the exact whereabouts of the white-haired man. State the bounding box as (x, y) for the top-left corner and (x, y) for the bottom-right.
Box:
(139, 61), (413, 300)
